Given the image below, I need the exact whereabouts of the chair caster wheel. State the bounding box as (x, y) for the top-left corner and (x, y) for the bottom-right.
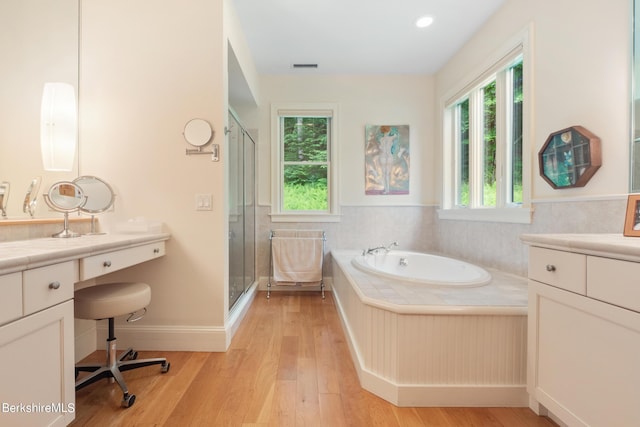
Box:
(122, 393), (136, 408)
(128, 351), (138, 360)
(161, 362), (170, 373)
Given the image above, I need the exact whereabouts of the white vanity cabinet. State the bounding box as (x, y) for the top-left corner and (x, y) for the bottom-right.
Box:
(0, 264), (76, 427)
(524, 237), (640, 427)
(0, 233), (170, 426)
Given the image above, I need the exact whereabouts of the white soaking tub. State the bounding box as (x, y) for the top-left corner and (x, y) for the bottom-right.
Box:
(351, 250), (492, 287)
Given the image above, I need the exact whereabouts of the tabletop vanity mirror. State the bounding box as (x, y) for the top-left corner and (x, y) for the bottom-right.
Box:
(73, 175), (115, 234)
(44, 181), (86, 238)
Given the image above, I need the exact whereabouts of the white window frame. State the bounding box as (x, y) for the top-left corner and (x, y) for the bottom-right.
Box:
(270, 103), (340, 222)
(439, 26), (533, 224)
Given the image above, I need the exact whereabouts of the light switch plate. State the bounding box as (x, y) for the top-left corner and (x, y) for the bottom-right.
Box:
(195, 194), (212, 211)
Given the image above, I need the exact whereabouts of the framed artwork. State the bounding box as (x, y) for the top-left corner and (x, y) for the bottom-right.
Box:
(623, 194), (640, 237)
(364, 124), (410, 195)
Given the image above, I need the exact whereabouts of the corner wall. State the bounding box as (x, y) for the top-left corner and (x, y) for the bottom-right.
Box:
(79, 0), (255, 351)
(431, 0), (631, 273)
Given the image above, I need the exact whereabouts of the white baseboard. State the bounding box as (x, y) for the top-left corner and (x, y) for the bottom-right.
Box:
(359, 366), (528, 406)
(82, 282), (259, 354)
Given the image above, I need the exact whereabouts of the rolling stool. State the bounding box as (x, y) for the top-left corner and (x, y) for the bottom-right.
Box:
(74, 282), (170, 408)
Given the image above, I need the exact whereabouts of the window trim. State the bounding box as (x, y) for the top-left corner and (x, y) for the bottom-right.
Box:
(270, 103), (341, 223)
(439, 26), (533, 224)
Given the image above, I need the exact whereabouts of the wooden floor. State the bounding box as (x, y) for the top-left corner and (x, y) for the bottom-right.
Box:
(70, 291), (556, 427)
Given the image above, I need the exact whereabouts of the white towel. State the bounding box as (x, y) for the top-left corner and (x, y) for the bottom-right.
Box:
(272, 237), (323, 284)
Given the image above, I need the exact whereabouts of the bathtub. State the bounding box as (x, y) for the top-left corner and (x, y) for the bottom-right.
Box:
(352, 250), (492, 287)
(331, 249), (528, 407)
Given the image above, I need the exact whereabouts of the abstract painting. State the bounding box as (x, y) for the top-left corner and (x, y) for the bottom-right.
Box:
(364, 124), (410, 195)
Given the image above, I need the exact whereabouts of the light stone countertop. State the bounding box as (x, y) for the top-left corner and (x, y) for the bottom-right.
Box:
(520, 233), (640, 262)
(0, 232), (170, 275)
(331, 249), (528, 315)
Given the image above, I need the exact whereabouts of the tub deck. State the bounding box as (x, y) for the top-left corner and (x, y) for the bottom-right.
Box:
(330, 249), (529, 407)
(333, 250), (528, 314)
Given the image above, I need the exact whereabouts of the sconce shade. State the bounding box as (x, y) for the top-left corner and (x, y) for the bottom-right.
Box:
(41, 82), (77, 171)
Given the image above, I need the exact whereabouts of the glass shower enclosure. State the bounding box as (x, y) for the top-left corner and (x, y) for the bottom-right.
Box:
(227, 110), (256, 310)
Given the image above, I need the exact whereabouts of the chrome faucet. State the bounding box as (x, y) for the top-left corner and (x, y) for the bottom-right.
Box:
(363, 241), (399, 255)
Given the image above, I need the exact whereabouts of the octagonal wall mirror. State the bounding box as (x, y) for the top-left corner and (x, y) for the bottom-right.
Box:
(538, 125), (602, 189)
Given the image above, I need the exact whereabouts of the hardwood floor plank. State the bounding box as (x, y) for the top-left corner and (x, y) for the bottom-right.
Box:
(295, 357), (321, 427)
(487, 407), (559, 426)
(313, 325), (341, 394)
(267, 380), (297, 427)
(414, 407), (460, 426)
(277, 335), (299, 380)
(319, 393), (348, 427)
(70, 292), (557, 427)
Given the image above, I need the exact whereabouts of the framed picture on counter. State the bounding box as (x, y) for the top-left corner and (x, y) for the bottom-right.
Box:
(623, 194), (640, 236)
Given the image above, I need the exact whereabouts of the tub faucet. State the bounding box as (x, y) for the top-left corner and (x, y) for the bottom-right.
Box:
(364, 241), (399, 255)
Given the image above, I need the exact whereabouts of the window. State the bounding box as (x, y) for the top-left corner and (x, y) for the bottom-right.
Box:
(441, 31), (531, 224)
(271, 103), (340, 222)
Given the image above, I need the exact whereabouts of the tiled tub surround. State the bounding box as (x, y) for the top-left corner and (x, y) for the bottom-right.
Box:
(256, 198), (626, 286)
(331, 250), (529, 407)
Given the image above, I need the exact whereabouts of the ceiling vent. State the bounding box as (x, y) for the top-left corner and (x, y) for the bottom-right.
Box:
(292, 63), (318, 69)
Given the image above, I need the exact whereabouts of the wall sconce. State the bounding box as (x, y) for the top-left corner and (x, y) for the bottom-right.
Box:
(40, 82), (77, 171)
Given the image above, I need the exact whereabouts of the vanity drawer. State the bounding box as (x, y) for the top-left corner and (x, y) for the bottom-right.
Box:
(587, 256), (640, 313)
(529, 247), (586, 294)
(23, 261), (77, 316)
(80, 242), (165, 280)
(0, 272), (22, 325)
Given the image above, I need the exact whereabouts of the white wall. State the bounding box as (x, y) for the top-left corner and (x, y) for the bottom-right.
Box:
(436, 0), (630, 202)
(257, 74), (437, 208)
(432, 0), (631, 275)
(79, 0), (257, 350)
(74, 0), (633, 349)
(256, 0), (633, 280)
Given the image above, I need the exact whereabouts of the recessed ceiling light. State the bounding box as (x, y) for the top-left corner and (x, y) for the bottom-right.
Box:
(415, 15), (434, 29)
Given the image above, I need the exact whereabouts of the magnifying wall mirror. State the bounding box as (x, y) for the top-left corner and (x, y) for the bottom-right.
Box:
(73, 175), (115, 234)
(23, 177), (41, 218)
(44, 181), (86, 238)
(184, 118), (213, 147)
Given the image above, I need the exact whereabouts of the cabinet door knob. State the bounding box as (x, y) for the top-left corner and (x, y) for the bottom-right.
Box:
(546, 264), (556, 272)
(153, 248), (160, 254)
(103, 261), (112, 267)
(49, 281), (61, 290)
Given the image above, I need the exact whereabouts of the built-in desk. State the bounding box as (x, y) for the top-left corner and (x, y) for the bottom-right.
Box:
(0, 233), (169, 427)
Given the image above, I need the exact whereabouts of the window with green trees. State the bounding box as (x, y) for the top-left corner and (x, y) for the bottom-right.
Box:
(450, 56), (523, 210)
(280, 116), (330, 211)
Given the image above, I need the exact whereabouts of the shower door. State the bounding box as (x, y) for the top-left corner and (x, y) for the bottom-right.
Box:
(228, 110), (256, 310)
